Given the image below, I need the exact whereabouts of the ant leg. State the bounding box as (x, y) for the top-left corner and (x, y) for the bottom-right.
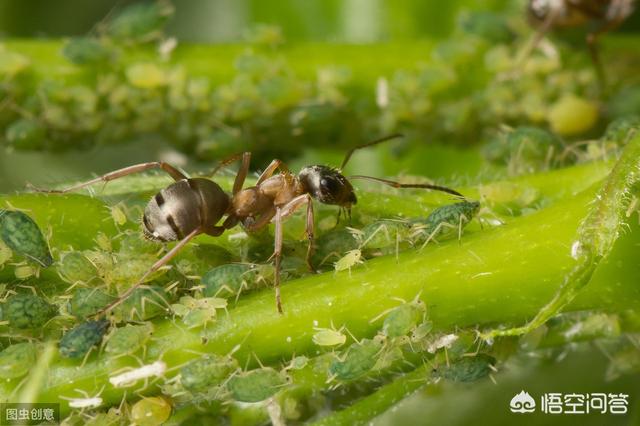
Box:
(279, 194), (315, 273)
(95, 227), (201, 317)
(350, 175), (464, 198)
(273, 207), (284, 314)
(243, 207), (276, 233)
(232, 153), (252, 195)
(28, 162), (187, 194)
(256, 159), (289, 185)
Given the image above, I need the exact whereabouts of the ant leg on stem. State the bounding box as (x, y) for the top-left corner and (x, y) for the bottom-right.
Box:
(27, 162), (187, 193)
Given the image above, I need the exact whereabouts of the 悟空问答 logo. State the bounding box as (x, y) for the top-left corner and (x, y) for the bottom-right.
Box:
(510, 390), (536, 413)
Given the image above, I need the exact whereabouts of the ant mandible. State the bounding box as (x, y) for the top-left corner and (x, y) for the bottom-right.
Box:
(29, 134), (464, 314)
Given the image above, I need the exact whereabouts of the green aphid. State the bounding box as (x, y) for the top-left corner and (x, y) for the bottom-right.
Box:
(68, 288), (115, 319)
(329, 337), (386, 381)
(107, 1), (174, 42)
(58, 251), (98, 285)
(114, 286), (169, 322)
(110, 253), (166, 287)
(382, 300), (426, 338)
(118, 231), (159, 255)
(435, 354), (496, 382)
(181, 355), (239, 393)
(359, 219), (411, 250)
(413, 200), (480, 244)
(201, 263), (266, 298)
(61, 37), (110, 66)
(59, 319), (110, 359)
(0, 210), (53, 267)
(5, 119), (46, 150)
(104, 322), (154, 357)
(410, 321), (434, 343)
(0, 239), (12, 266)
(227, 367), (288, 403)
(0, 342), (36, 379)
(2, 294), (57, 329)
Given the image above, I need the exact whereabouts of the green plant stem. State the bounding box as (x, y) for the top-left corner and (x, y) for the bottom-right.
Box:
(482, 133), (640, 340)
(1, 163), (639, 412)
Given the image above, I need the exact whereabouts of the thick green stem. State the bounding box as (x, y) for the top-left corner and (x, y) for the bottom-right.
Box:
(482, 133), (640, 339)
(1, 161), (639, 411)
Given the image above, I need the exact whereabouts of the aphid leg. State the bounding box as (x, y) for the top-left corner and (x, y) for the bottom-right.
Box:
(419, 222), (456, 250)
(349, 175), (464, 198)
(256, 159), (289, 185)
(279, 194), (316, 273)
(95, 227), (202, 317)
(27, 162), (187, 194)
(273, 207), (284, 314)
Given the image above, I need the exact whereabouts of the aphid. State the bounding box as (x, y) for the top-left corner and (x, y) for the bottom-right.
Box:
(200, 263), (268, 298)
(180, 354), (239, 393)
(227, 367), (288, 403)
(358, 219), (412, 252)
(526, 0), (635, 83)
(110, 203), (129, 227)
(2, 293), (57, 329)
(380, 298), (426, 338)
(0, 342), (36, 379)
(412, 200), (481, 248)
(29, 134), (463, 314)
(328, 336), (386, 381)
(112, 286), (169, 322)
(410, 320), (434, 343)
(312, 325), (347, 347)
(104, 322), (154, 357)
(0, 239), (13, 267)
(68, 288), (115, 319)
(13, 263), (39, 280)
(130, 396), (172, 426)
(59, 319), (110, 359)
(171, 296), (226, 329)
(0, 210), (53, 267)
(58, 251), (99, 285)
(434, 353), (496, 383)
(286, 356), (309, 371)
(334, 249), (363, 274)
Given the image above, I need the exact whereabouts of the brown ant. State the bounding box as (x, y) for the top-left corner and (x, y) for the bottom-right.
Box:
(29, 134), (464, 314)
(525, 0), (635, 84)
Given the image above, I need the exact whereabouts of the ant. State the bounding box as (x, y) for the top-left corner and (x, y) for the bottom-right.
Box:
(29, 134), (464, 314)
(525, 0), (635, 84)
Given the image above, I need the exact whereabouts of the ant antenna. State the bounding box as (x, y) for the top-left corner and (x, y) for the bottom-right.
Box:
(340, 133), (404, 171)
(349, 175), (465, 198)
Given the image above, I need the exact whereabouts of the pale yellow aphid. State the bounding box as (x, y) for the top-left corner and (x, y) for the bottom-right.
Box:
(95, 232), (112, 252)
(14, 264), (38, 280)
(334, 249), (363, 274)
(110, 203), (128, 226)
(313, 327), (347, 347)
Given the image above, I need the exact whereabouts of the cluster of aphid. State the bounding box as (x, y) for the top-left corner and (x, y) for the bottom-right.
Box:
(0, 1), (360, 160)
(3, 1), (639, 162)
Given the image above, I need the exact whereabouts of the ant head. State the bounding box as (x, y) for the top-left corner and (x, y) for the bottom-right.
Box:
(298, 165), (357, 208)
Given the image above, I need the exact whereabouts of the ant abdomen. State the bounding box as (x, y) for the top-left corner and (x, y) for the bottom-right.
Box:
(142, 178), (229, 242)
